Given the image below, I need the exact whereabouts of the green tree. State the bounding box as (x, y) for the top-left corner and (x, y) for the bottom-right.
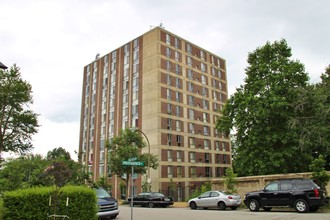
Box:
(47, 147), (71, 160)
(0, 65), (39, 162)
(290, 65), (330, 168)
(310, 155), (330, 195)
(224, 168), (238, 194)
(46, 147), (89, 185)
(216, 39), (310, 176)
(107, 128), (158, 200)
(0, 154), (48, 192)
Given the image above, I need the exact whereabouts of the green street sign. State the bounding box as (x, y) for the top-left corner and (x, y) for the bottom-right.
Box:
(122, 161), (145, 166)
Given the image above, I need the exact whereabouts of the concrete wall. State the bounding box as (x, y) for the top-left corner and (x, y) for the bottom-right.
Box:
(211, 172), (330, 199)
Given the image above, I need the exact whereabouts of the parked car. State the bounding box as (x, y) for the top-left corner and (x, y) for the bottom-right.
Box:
(127, 192), (174, 208)
(95, 188), (119, 219)
(244, 179), (329, 213)
(188, 191), (242, 210)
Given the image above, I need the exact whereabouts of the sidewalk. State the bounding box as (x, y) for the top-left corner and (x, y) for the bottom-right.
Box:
(172, 202), (188, 208)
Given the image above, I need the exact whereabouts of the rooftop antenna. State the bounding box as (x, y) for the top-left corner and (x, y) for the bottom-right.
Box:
(159, 21), (165, 29)
(95, 53), (100, 60)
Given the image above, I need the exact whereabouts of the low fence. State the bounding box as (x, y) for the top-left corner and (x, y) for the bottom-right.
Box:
(211, 172), (330, 199)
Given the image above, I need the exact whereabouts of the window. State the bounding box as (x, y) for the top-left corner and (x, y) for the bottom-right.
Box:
(281, 182), (293, 191)
(187, 69), (193, 80)
(167, 166), (173, 178)
(177, 166), (182, 177)
(188, 95), (194, 106)
(201, 75), (207, 85)
(187, 43), (192, 54)
(175, 51), (180, 61)
(204, 139), (210, 150)
(203, 126), (209, 136)
(177, 151), (182, 162)
(166, 47), (171, 57)
(167, 89), (172, 100)
(265, 182), (279, 191)
(200, 50), (205, 60)
(133, 38), (139, 48)
(223, 155), (228, 164)
(177, 135), (182, 146)
(203, 112), (208, 122)
(215, 141), (220, 151)
(175, 78), (180, 88)
(189, 123), (195, 134)
(167, 103), (172, 114)
(166, 74), (171, 85)
(201, 63), (206, 72)
(167, 133), (172, 146)
(222, 142), (226, 151)
(202, 100), (209, 110)
(176, 105), (181, 116)
(167, 150), (173, 162)
(190, 137), (196, 148)
(205, 153), (210, 163)
(188, 82), (194, 92)
(190, 167), (196, 177)
(166, 34), (171, 45)
(133, 50), (139, 61)
(189, 109), (194, 120)
(205, 167), (211, 177)
(187, 56), (192, 67)
(176, 120), (181, 131)
(190, 152), (196, 163)
(202, 87), (207, 97)
(175, 64), (180, 74)
(216, 167), (221, 177)
(213, 91), (217, 101)
(166, 60), (171, 71)
(175, 91), (180, 102)
(174, 38), (180, 48)
(167, 118), (172, 130)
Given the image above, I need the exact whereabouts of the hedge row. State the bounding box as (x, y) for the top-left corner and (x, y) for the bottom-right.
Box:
(2, 186), (97, 220)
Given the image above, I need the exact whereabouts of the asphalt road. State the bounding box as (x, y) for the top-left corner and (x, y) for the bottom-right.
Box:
(116, 205), (330, 220)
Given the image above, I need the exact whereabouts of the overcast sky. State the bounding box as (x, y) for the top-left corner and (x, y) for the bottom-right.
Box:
(1, 0), (329, 159)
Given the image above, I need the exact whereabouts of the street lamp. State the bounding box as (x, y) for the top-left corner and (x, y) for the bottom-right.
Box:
(130, 128), (151, 184)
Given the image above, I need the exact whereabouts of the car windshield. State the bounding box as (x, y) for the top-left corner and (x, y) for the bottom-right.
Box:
(95, 188), (111, 199)
(152, 192), (165, 197)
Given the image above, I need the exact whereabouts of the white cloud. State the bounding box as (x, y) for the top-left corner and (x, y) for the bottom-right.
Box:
(1, 0), (329, 158)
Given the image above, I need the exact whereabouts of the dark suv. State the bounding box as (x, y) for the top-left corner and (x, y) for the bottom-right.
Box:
(95, 188), (119, 219)
(244, 179), (329, 213)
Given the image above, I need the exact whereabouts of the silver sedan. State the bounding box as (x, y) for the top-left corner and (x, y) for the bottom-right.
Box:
(188, 191), (241, 210)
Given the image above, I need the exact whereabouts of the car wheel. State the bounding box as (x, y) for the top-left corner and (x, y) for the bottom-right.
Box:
(248, 199), (260, 212)
(294, 199), (309, 213)
(218, 201), (226, 210)
(189, 201), (197, 210)
(230, 206), (237, 210)
(148, 202), (155, 208)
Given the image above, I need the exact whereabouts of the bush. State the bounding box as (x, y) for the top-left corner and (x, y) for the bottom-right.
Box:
(3, 186), (97, 220)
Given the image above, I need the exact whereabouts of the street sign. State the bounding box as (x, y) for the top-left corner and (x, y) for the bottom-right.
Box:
(129, 157), (137, 161)
(122, 161), (145, 166)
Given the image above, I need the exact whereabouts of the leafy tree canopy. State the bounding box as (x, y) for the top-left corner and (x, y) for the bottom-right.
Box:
(216, 39), (310, 176)
(290, 65), (330, 168)
(0, 65), (39, 161)
(0, 148), (88, 193)
(107, 128), (158, 200)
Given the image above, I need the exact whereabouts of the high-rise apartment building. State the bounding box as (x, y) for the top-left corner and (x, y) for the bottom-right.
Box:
(79, 27), (231, 201)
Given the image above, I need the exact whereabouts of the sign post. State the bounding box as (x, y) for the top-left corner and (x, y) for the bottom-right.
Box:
(122, 159), (145, 220)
